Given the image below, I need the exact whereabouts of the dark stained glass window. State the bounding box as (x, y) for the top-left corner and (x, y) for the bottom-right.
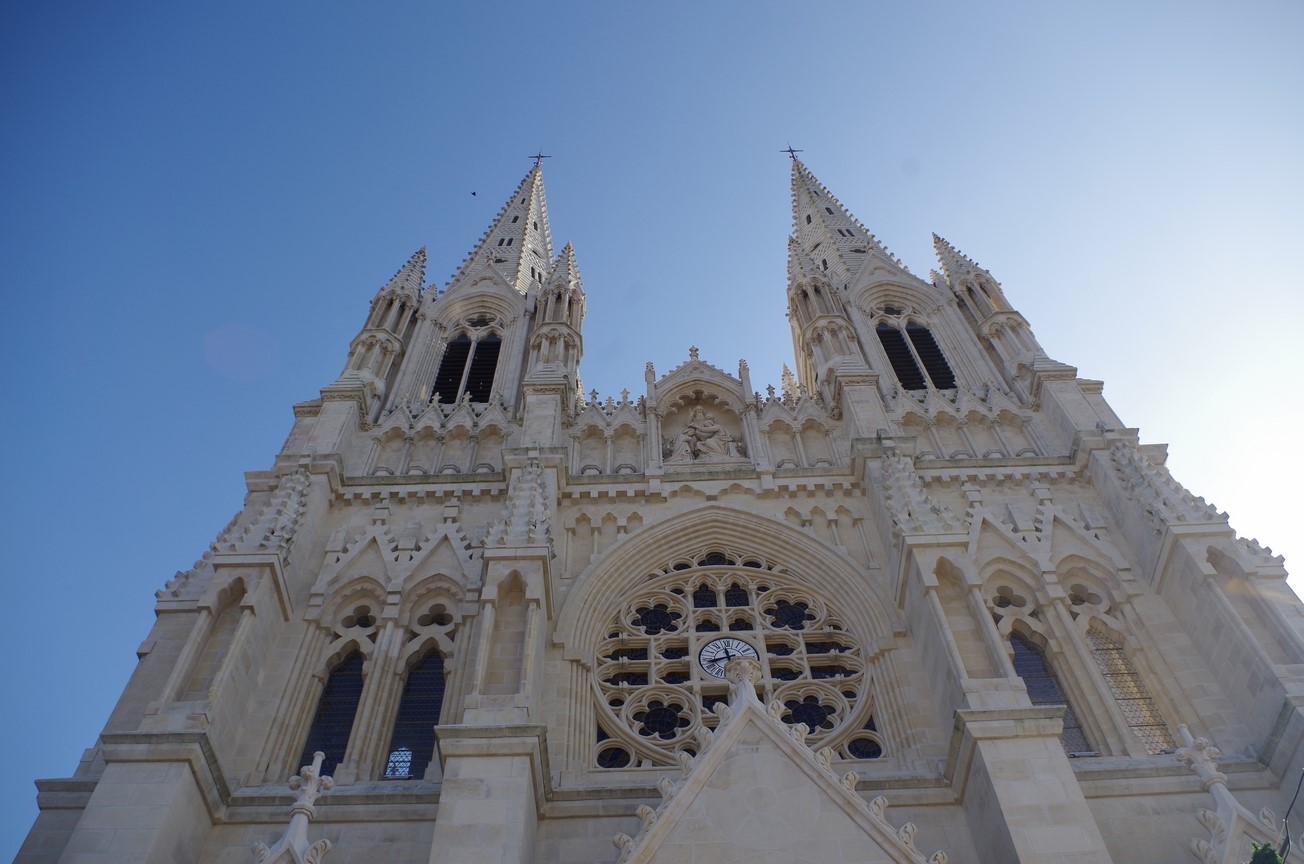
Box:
(299, 651), (364, 776)
(383, 650), (447, 779)
(1010, 633), (1091, 753)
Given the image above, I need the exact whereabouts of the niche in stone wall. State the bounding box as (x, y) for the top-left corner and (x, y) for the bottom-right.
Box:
(660, 392), (747, 468)
(484, 574), (527, 696)
(406, 428), (439, 475)
(372, 428), (407, 475)
(179, 580), (246, 702)
(473, 426), (505, 473)
(439, 427), (472, 474)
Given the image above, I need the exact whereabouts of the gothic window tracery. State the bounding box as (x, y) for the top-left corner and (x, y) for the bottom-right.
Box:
(592, 551), (881, 769)
(871, 305), (955, 391)
(432, 323), (502, 404)
(987, 573), (1175, 756)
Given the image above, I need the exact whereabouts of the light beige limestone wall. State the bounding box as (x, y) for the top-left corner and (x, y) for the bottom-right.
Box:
(56, 761), (210, 864)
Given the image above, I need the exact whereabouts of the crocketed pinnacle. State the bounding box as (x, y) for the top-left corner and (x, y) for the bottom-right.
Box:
(379, 246), (426, 300)
(931, 233), (990, 286)
(547, 241), (584, 293)
(789, 159), (908, 287)
(447, 165), (555, 296)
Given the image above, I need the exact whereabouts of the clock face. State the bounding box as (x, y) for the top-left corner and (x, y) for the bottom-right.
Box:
(698, 637), (759, 678)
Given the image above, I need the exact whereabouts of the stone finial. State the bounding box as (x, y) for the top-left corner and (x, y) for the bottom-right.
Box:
(1176, 724), (1224, 789)
(688, 346), (699, 361)
(252, 751), (334, 863)
(1177, 724), (1281, 863)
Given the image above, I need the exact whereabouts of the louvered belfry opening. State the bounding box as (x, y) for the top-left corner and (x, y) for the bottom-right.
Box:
(299, 650), (365, 775)
(384, 649), (447, 779)
(432, 335), (472, 403)
(876, 325), (927, 390)
(906, 324), (956, 389)
(464, 334), (501, 402)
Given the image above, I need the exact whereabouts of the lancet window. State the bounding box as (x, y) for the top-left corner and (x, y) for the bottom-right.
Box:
(592, 550), (881, 769)
(299, 650), (365, 775)
(876, 322), (954, 390)
(432, 329), (502, 404)
(384, 648), (447, 779)
(288, 589), (460, 783)
(987, 575), (1175, 757)
(871, 305), (955, 391)
(1009, 632), (1092, 753)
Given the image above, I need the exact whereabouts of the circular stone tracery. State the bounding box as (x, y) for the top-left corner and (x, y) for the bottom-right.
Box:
(593, 553), (880, 768)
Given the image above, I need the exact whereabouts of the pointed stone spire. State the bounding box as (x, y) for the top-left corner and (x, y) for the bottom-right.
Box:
(546, 241), (583, 292)
(789, 159), (907, 287)
(931, 233), (1014, 314)
(931, 234), (989, 287)
(379, 246), (426, 300)
(447, 166), (555, 296)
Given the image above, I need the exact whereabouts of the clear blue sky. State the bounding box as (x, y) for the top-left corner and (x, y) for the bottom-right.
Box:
(3, 1), (1302, 857)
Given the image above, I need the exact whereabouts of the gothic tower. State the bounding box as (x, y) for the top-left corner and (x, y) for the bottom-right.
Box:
(18, 161), (1304, 864)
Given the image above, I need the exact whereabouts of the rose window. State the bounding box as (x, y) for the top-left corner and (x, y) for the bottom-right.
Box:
(592, 550), (883, 768)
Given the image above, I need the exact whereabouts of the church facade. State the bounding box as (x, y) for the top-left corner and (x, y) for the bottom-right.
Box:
(20, 161), (1304, 864)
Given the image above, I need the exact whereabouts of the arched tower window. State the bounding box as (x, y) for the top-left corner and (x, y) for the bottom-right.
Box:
(1084, 626), (1174, 754)
(431, 331), (501, 404)
(1009, 632), (1091, 754)
(465, 333), (501, 402)
(875, 321), (955, 390)
(384, 648), (447, 779)
(299, 650), (365, 775)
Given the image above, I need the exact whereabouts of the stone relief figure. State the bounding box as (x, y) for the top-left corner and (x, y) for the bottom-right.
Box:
(663, 406), (747, 463)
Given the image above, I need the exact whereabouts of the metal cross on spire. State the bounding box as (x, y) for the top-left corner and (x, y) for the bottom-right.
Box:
(530, 150), (551, 168)
(781, 144), (803, 160)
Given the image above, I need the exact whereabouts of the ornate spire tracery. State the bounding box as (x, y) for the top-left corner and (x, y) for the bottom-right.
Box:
(447, 165), (554, 296)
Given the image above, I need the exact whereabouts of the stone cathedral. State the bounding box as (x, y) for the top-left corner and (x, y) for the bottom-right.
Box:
(21, 161), (1304, 864)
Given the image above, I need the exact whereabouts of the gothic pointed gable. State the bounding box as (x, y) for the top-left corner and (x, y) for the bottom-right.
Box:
(446, 166), (554, 297)
(612, 659), (948, 864)
(790, 159), (910, 291)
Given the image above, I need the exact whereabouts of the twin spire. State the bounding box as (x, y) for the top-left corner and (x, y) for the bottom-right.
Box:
(786, 158), (993, 293)
(788, 159), (907, 286)
(377, 158), (988, 305)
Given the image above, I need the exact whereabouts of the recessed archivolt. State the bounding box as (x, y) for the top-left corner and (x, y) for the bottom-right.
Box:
(433, 288), (521, 325)
(555, 504), (898, 665)
(855, 283), (937, 318)
(657, 382), (744, 417)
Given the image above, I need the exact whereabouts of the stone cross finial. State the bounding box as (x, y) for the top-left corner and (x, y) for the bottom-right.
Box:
(688, 346), (699, 361)
(252, 752), (334, 863)
(1176, 723), (1226, 790)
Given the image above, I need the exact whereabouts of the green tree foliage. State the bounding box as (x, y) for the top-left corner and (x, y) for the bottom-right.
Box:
(1247, 841), (1284, 864)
